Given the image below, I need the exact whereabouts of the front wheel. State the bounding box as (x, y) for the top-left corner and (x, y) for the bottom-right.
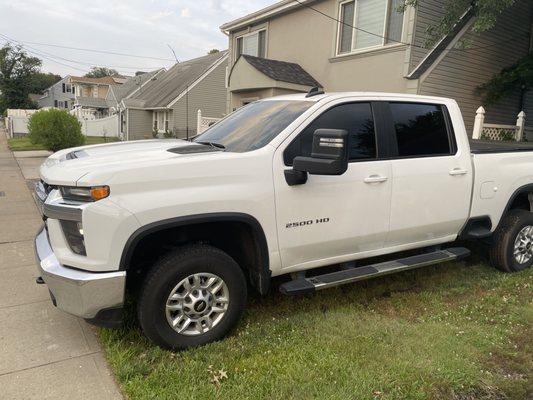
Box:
(138, 244), (247, 350)
(489, 209), (533, 273)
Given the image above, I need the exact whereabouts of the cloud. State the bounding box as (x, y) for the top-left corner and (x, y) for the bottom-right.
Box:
(0, 0), (277, 76)
(150, 10), (174, 20)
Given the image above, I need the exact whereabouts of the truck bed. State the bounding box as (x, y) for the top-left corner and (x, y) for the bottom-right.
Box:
(469, 139), (533, 154)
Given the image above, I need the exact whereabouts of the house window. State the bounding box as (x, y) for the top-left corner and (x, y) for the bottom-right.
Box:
(236, 30), (266, 59)
(154, 111), (168, 132)
(337, 0), (404, 55)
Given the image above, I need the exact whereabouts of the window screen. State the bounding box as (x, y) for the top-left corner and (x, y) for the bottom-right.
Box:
(389, 103), (451, 157)
(284, 103), (376, 165)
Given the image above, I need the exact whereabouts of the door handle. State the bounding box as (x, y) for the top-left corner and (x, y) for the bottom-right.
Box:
(449, 168), (468, 176)
(364, 175), (388, 183)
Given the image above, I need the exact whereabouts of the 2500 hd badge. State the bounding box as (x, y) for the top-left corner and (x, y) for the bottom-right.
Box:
(286, 218), (330, 229)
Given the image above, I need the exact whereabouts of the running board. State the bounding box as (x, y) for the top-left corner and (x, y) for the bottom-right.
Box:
(279, 247), (470, 295)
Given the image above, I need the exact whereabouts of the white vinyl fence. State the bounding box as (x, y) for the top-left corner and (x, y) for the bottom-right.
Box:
(472, 107), (526, 141)
(5, 109), (38, 138)
(5, 108), (119, 138)
(80, 114), (119, 137)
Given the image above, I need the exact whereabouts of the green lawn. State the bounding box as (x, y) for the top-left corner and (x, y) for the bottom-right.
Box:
(99, 254), (532, 400)
(7, 135), (119, 151)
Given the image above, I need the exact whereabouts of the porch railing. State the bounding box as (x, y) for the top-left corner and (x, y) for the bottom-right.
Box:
(472, 106), (526, 141)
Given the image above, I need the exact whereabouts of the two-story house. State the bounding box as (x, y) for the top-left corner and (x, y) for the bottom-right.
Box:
(70, 75), (126, 119)
(221, 0), (533, 136)
(37, 76), (75, 109)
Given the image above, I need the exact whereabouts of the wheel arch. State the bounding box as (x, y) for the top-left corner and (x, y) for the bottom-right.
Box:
(492, 183), (533, 232)
(120, 213), (271, 294)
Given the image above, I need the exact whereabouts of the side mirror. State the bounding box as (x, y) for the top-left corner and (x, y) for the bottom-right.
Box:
(285, 129), (349, 186)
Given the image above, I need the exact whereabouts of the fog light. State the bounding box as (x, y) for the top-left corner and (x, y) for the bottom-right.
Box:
(60, 220), (86, 255)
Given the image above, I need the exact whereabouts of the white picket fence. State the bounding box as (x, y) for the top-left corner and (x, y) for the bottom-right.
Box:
(196, 109), (221, 135)
(472, 106), (526, 141)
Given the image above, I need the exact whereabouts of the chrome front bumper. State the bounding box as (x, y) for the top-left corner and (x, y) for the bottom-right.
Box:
(35, 226), (126, 320)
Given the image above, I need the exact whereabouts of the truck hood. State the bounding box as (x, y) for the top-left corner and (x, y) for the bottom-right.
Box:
(40, 139), (219, 185)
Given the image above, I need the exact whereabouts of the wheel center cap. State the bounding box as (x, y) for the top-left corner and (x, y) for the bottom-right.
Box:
(194, 300), (207, 313)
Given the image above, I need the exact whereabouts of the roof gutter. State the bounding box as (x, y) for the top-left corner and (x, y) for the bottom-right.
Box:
(220, 0), (316, 33)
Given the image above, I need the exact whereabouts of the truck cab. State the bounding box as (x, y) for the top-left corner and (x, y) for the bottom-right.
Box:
(35, 92), (533, 350)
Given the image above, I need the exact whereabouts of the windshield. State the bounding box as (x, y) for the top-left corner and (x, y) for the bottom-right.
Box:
(193, 100), (313, 152)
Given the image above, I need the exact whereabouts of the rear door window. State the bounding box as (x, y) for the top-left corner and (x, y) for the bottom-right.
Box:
(389, 103), (452, 157)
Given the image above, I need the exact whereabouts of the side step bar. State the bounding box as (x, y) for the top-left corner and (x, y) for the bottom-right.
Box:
(279, 247), (470, 295)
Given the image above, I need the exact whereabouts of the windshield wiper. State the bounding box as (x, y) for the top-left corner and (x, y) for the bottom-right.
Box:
(196, 141), (226, 150)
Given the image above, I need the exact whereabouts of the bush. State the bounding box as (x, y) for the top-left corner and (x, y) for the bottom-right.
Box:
(28, 109), (85, 152)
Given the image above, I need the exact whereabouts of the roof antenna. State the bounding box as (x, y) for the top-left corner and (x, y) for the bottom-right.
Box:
(166, 44), (179, 63)
(306, 86), (324, 98)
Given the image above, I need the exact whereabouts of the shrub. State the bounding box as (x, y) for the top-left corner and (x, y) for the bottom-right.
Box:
(28, 109), (85, 152)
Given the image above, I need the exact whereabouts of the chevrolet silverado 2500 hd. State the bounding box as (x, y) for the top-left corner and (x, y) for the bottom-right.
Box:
(35, 92), (533, 349)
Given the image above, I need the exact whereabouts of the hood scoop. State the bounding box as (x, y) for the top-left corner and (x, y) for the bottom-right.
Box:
(167, 145), (221, 154)
(65, 149), (89, 160)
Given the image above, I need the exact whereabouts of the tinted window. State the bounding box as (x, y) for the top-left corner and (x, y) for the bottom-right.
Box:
(194, 100), (312, 153)
(284, 102), (376, 165)
(390, 103), (451, 157)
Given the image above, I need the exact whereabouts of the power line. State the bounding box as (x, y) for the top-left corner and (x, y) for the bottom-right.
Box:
(11, 38), (175, 62)
(0, 33), (166, 71)
(0, 37), (89, 73)
(292, 0), (525, 52)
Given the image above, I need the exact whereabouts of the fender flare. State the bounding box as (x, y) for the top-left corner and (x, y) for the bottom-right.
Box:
(119, 212), (271, 293)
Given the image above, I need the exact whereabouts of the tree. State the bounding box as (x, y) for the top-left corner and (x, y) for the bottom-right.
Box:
(85, 66), (119, 78)
(477, 54), (533, 106)
(402, 0), (517, 45)
(28, 108), (84, 151)
(207, 49), (220, 54)
(28, 72), (62, 94)
(0, 44), (41, 113)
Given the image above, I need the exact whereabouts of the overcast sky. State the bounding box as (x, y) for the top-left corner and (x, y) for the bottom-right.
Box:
(0, 0), (277, 77)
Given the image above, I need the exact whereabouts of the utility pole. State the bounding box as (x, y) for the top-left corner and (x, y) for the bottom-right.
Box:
(186, 84), (189, 140)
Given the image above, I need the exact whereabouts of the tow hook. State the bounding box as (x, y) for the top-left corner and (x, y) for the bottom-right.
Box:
(36, 276), (45, 285)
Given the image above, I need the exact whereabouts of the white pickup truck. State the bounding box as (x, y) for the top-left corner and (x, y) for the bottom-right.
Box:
(35, 91), (533, 350)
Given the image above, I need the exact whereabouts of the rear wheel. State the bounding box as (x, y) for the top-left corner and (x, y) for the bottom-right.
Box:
(138, 244), (247, 350)
(489, 209), (533, 272)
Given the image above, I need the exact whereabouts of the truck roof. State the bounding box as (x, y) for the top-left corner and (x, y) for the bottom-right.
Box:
(262, 92), (455, 104)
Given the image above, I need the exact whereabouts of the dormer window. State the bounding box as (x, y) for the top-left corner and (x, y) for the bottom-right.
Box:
(236, 29), (266, 59)
(337, 0), (405, 55)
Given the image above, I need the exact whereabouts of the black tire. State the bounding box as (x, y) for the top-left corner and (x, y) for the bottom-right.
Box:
(489, 209), (533, 273)
(138, 244), (247, 350)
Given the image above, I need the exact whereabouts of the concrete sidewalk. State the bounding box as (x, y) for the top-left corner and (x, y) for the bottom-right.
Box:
(0, 126), (122, 400)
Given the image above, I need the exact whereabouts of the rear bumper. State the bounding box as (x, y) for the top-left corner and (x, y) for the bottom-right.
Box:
(35, 226), (126, 323)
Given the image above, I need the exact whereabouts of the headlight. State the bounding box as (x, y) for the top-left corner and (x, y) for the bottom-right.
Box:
(60, 186), (110, 202)
(60, 220), (86, 255)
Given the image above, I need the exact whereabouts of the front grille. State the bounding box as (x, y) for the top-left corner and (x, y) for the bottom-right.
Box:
(34, 180), (56, 216)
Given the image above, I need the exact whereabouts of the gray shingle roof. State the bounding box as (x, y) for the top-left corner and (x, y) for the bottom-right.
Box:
(128, 51), (228, 108)
(109, 70), (163, 104)
(242, 55), (321, 87)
